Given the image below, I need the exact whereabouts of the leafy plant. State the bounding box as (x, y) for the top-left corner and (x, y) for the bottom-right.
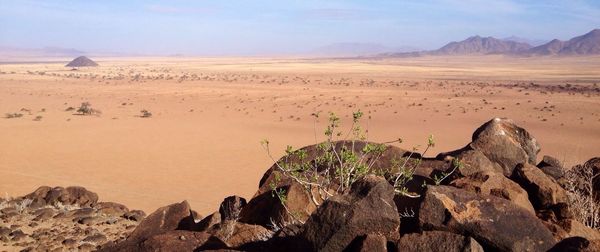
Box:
(261, 110), (444, 209)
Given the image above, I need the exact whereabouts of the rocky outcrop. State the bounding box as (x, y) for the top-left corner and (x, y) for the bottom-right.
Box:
(0, 188), (143, 251)
(419, 185), (556, 251)
(451, 171), (535, 213)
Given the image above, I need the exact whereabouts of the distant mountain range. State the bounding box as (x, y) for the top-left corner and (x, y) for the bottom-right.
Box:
(381, 29), (600, 57)
(310, 43), (420, 57)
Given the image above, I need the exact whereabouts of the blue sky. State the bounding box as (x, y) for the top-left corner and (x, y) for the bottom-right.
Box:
(1, 0), (599, 55)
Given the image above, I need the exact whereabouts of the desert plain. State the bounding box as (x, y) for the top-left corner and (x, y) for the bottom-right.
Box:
(1, 55), (599, 215)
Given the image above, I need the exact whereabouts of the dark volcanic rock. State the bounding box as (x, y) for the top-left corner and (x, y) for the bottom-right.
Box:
(469, 118), (541, 176)
(512, 163), (568, 210)
(300, 175), (400, 252)
(419, 185), (556, 251)
(450, 171), (535, 213)
(127, 201), (194, 243)
(396, 231), (484, 252)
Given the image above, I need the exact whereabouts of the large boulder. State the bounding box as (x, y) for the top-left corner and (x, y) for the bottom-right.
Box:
(419, 185), (556, 251)
(451, 171), (535, 213)
(299, 175), (400, 252)
(468, 118), (540, 176)
(396, 231), (484, 252)
(512, 163), (568, 210)
(126, 201), (194, 243)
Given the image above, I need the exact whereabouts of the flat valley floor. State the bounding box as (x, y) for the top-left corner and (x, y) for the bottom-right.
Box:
(1, 55), (599, 214)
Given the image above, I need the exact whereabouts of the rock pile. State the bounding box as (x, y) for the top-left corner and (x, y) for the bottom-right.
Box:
(0, 186), (144, 251)
(4, 117), (600, 251)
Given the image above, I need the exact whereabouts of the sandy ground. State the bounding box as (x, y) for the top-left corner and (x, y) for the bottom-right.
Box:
(1, 55), (599, 215)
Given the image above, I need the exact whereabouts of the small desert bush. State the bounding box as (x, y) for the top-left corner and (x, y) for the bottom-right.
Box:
(76, 102), (101, 116)
(564, 162), (600, 229)
(4, 113), (23, 119)
(140, 109), (152, 118)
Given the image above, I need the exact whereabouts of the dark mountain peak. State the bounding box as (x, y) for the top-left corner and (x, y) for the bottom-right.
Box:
(66, 56), (98, 67)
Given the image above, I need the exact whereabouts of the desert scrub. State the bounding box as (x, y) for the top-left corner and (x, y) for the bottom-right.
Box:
(76, 102), (101, 116)
(4, 113), (23, 119)
(140, 109), (152, 118)
(261, 110), (451, 209)
(564, 161), (600, 229)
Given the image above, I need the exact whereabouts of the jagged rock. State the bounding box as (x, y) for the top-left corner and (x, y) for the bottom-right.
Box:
(549, 237), (600, 252)
(126, 201), (194, 243)
(451, 171), (535, 213)
(469, 118), (540, 176)
(512, 163), (568, 210)
(396, 231), (484, 252)
(300, 175), (400, 252)
(419, 185), (556, 251)
(219, 196), (246, 221)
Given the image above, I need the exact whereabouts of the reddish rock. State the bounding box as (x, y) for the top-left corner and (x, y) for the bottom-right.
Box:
(127, 201), (194, 243)
(419, 185), (556, 251)
(300, 175), (400, 252)
(451, 171), (535, 213)
(512, 163), (569, 209)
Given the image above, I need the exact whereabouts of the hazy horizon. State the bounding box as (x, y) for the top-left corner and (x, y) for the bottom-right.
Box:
(1, 0), (600, 56)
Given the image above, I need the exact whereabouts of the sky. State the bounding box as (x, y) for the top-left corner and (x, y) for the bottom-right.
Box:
(1, 0), (600, 56)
